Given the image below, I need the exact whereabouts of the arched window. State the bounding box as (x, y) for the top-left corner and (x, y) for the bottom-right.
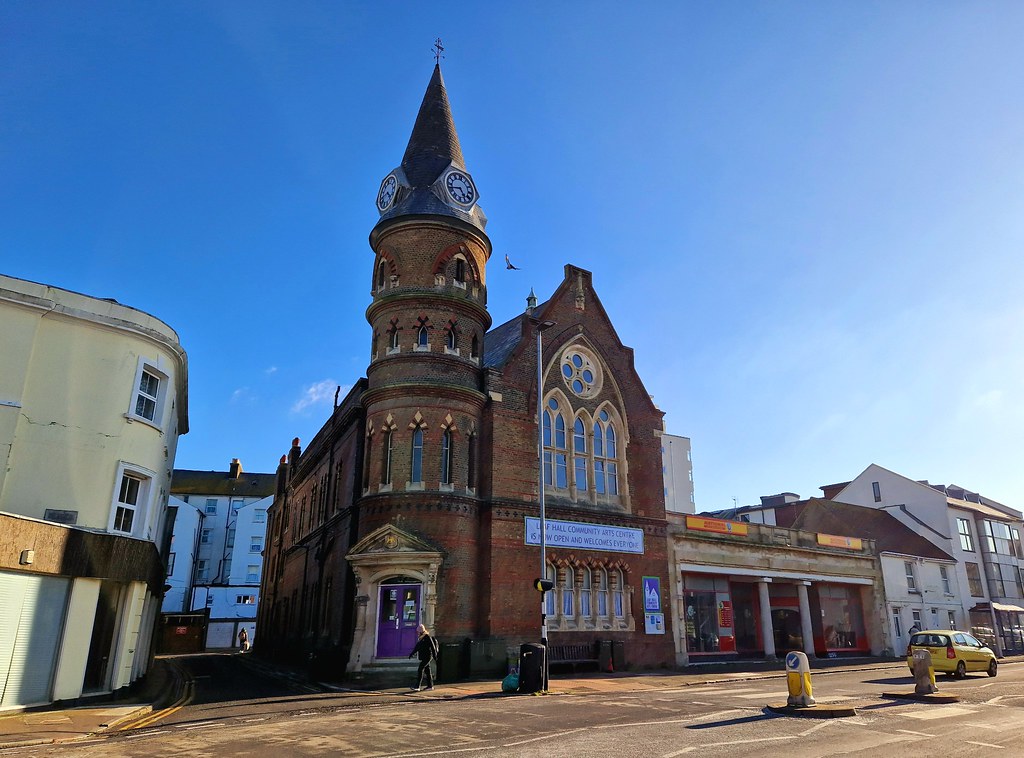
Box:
(376, 262), (386, 291)
(454, 257), (465, 283)
(561, 566), (575, 617)
(612, 568), (625, 618)
(389, 326), (399, 350)
(597, 568), (609, 617)
(543, 398), (568, 489)
(371, 332), (378, 359)
(471, 334), (479, 359)
(446, 329), (457, 350)
(380, 430), (392, 485)
(441, 429), (453, 485)
(467, 432), (477, 489)
(362, 430), (373, 490)
(581, 567), (592, 617)
(410, 428), (424, 483)
(594, 410), (619, 496)
(417, 326), (429, 348)
(573, 417), (588, 491)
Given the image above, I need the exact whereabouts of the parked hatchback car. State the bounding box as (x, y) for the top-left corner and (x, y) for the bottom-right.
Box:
(906, 630), (997, 678)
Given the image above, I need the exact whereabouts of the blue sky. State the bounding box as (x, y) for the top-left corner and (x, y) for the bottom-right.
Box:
(3, 2), (1023, 509)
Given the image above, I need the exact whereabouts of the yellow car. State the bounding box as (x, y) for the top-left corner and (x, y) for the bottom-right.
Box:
(906, 630), (997, 678)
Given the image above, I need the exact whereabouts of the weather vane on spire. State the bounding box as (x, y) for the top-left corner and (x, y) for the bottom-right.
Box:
(433, 38), (445, 65)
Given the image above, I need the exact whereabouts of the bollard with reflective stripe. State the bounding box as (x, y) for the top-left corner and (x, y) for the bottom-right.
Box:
(785, 651), (815, 707)
(912, 649), (938, 695)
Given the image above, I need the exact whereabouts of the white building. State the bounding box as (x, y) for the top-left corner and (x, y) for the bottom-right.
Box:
(825, 464), (1024, 656)
(0, 274), (187, 707)
(662, 433), (695, 514)
(166, 459), (274, 649)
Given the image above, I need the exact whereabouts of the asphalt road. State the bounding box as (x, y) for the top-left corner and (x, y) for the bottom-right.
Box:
(8, 656), (1024, 757)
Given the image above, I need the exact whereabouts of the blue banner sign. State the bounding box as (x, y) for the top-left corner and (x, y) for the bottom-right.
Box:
(524, 517), (644, 554)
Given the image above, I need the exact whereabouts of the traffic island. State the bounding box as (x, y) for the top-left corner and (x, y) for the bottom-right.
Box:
(766, 702), (858, 718)
(879, 691), (959, 704)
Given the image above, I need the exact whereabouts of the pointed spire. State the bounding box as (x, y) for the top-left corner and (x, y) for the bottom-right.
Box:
(526, 288), (537, 314)
(401, 64), (466, 187)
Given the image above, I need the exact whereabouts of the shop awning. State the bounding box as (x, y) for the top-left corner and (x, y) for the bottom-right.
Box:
(970, 602), (1024, 613)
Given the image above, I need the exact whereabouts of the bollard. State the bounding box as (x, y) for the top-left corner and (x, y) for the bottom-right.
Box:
(912, 649), (938, 695)
(785, 651), (815, 707)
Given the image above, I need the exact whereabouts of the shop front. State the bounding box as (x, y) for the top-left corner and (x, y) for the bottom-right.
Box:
(970, 601), (1024, 655)
(670, 516), (887, 665)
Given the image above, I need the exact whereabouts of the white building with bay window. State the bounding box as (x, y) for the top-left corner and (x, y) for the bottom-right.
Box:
(0, 273), (187, 707)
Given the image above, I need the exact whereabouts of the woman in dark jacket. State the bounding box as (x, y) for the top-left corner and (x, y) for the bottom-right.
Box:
(409, 624), (437, 691)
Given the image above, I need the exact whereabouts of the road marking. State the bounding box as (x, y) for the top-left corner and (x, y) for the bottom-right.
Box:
(799, 721), (836, 737)
(664, 735), (796, 755)
(904, 706), (976, 720)
(964, 723), (998, 730)
(966, 741), (1003, 749)
(125, 730), (167, 739)
(896, 729), (935, 737)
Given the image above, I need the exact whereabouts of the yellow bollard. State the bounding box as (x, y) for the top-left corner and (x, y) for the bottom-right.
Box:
(785, 651), (815, 707)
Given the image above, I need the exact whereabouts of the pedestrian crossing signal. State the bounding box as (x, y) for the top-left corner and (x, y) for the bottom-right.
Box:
(534, 578), (554, 593)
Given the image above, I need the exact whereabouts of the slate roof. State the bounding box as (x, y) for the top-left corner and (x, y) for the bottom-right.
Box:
(775, 498), (953, 560)
(373, 65), (487, 237)
(171, 469), (276, 498)
(483, 313), (527, 369)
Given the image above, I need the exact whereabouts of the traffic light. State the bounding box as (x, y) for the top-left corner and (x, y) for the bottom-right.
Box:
(533, 578), (554, 593)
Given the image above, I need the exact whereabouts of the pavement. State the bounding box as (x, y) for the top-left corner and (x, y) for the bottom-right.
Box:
(2, 653), (1018, 750)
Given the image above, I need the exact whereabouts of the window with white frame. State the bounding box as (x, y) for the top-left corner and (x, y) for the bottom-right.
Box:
(226, 527), (235, 548)
(612, 568), (625, 617)
(957, 517), (974, 551)
(205, 498), (218, 515)
(948, 610), (957, 629)
(561, 565), (575, 616)
(254, 509), (266, 523)
(911, 609), (922, 628)
(201, 529), (212, 544)
(543, 392), (625, 504)
(544, 563), (556, 617)
(893, 610), (902, 637)
(581, 567), (592, 616)
(109, 463), (153, 537)
(128, 359), (168, 427)
(250, 536), (263, 553)
(940, 565), (952, 594)
(905, 561), (918, 592)
(246, 565), (259, 582)
(197, 559), (209, 582)
(236, 595), (256, 604)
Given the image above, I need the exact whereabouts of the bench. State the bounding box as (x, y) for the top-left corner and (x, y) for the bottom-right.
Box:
(547, 643), (600, 673)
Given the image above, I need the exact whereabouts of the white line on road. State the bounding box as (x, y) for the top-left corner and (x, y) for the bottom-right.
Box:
(125, 730), (167, 739)
(964, 722), (998, 730)
(663, 735), (797, 755)
(896, 729), (935, 737)
(799, 721), (836, 737)
(966, 741), (1003, 749)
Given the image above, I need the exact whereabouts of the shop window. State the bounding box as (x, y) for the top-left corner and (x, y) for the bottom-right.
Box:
(683, 591), (720, 653)
(820, 584), (867, 650)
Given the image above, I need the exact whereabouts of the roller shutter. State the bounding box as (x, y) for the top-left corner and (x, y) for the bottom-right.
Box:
(0, 572), (70, 707)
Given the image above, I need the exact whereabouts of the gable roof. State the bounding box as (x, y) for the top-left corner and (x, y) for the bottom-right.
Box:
(775, 498), (954, 560)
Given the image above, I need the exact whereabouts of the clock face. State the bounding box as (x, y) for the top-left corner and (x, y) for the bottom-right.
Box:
(445, 170), (476, 206)
(377, 174), (398, 212)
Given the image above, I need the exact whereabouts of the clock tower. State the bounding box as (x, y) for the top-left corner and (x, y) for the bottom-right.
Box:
(359, 64), (491, 639)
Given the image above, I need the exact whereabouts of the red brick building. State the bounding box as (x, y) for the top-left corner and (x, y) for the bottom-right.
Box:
(258, 65), (675, 679)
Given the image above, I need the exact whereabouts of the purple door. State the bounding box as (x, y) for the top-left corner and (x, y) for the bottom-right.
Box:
(376, 584), (421, 658)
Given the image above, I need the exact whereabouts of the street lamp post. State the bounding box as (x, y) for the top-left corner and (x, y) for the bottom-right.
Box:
(535, 319), (556, 691)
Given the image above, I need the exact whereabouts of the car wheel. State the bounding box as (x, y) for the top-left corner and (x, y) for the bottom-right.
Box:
(988, 660), (998, 678)
(955, 661), (967, 679)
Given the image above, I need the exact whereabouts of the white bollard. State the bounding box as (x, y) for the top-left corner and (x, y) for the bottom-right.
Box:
(785, 651), (815, 707)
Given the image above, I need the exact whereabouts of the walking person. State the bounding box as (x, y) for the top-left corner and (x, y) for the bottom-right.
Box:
(408, 623), (438, 691)
(238, 627), (250, 652)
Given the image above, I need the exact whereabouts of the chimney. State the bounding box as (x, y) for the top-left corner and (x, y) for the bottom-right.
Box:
(288, 437), (302, 470)
(276, 454), (289, 496)
(229, 458), (243, 479)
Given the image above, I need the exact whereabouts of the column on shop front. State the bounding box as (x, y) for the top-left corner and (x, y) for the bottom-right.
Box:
(680, 574), (735, 657)
(796, 581), (815, 657)
(757, 579), (775, 658)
